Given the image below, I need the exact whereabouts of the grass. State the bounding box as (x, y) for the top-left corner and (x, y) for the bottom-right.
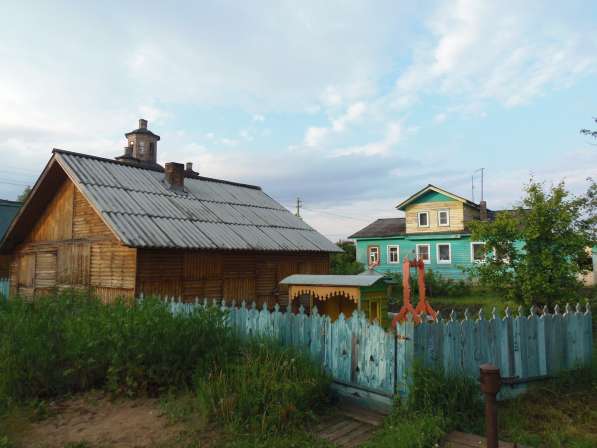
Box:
(0, 291), (235, 406)
(197, 340), (331, 432)
(0, 292), (333, 447)
(363, 364), (483, 448)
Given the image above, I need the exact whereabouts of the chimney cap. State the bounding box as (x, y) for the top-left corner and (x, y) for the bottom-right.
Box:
(125, 118), (161, 141)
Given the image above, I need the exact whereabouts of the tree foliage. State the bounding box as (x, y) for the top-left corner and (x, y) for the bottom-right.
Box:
(16, 185), (31, 202)
(580, 117), (597, 140)
(330, 240), (364, 275)
(469, 178), (595, 306)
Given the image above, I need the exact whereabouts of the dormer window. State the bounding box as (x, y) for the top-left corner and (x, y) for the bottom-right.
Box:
(417, 211), (429, 227)
(437, 209), (450, 226)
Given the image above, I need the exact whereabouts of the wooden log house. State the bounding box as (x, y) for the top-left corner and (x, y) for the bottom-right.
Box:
(0, 120), (341, 305)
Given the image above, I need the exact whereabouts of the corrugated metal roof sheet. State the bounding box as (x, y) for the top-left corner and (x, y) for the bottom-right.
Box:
(280, 274), (384, 287)
(57, 150), (340, 252)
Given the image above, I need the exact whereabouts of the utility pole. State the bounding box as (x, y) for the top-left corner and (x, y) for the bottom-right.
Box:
(295, 197), (303, 218)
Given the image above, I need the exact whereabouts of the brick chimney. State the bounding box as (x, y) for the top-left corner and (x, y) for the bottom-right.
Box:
(164, 162), (185, 191)
(479, 200), (488, 221)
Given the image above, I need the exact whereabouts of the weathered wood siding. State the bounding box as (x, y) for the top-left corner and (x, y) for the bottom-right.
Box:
(9, 179), (137, 301)
(404, 201), (465, 233)
(0, 255), (11, 278)
(137, 249), (329, 307)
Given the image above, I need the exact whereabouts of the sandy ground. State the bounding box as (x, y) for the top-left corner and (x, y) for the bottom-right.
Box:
(12, 394), (195, 448)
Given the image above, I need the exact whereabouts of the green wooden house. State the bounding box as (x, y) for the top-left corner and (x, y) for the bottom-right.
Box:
(349, 184), (501, 280)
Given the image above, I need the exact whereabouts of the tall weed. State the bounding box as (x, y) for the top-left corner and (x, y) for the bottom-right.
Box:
(196, 340), (331, 433)
(0, 291), (235, 407)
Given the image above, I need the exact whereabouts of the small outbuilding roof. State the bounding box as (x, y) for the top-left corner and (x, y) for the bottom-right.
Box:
(280, 273), (384, 287)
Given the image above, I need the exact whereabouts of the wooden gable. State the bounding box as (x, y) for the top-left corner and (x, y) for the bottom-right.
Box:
(7, 164), (136, 301)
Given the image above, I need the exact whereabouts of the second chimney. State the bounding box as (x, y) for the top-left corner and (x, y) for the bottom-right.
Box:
(479, 200), (488, 221)
(164, 162), (185, 191)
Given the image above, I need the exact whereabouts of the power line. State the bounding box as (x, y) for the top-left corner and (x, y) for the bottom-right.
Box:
(0, 179), (31, 187)
(301, 206), (373, 223)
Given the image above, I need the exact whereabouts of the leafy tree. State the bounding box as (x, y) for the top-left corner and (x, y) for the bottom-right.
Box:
(330, 240), (364, 275)
(580, 117), (597, 140)
(469, 178), (595, 306)
(17, 185), (31, 202)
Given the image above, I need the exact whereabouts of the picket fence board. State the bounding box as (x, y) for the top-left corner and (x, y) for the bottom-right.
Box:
(157, 296), (593, 399)
(0, 278), (9, 300)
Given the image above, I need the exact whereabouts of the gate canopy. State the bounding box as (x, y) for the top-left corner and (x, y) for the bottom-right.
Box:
(280, 273), (384, 305)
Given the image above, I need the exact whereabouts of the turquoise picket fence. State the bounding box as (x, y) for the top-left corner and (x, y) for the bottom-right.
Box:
(162, 297), (593, 398)
(413, 304), (593, 387)
(165, 297), (398, 396)
(0, 278), (8, 301)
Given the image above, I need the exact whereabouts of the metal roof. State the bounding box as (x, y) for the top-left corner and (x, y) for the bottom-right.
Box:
(349, 218), (406, 239)
(279, 273), (384, 287)
(55, 150), (340, 253)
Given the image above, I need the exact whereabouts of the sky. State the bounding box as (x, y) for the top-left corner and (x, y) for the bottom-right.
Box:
(0, 0), (596, 241)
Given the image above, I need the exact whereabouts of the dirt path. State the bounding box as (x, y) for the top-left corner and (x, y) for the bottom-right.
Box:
(11, 393), (198, 448)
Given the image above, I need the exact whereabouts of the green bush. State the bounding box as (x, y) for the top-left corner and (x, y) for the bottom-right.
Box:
(390, 270), (473, 299)
(0, 291), (234, 407)
(196, 340), (331, 433)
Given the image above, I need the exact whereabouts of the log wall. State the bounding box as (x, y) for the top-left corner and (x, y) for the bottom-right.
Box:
(137, 249), (329, 308)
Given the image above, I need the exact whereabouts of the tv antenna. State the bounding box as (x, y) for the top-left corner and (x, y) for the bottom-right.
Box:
(471, 168), (484, 203)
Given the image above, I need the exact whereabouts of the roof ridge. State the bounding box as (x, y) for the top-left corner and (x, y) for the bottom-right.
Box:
(54, 148), (263, 190)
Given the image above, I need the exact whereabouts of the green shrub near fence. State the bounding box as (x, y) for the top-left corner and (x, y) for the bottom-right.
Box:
(0, 291), (235, 408)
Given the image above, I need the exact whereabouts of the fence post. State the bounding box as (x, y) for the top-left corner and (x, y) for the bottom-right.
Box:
(480, 363), (501, 448)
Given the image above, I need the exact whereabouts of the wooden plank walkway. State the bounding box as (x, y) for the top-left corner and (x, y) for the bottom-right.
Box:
(442, 431), (525, 447)
(315, 402), (386, 447)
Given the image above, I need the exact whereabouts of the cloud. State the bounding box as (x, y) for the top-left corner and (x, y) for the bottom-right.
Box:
(394, 0), (597, 109)
(303, 101), (367, 148)
(331, 122), (403, 157)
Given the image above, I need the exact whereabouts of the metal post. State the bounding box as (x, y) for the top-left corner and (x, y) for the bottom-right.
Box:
(480, 363), (501, 448)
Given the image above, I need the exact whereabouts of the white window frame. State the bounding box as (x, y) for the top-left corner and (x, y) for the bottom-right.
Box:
(368, 246), (380, 265)
(437, 209), (450, 227)
(416, 244), (431, 264)
(470, 241), (486, 263)
(387, 245), (400, 264)
(436, 243), (452, 264)
(417, 211), (430, 228)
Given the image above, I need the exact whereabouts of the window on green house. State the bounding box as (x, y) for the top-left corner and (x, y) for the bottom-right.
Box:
(437, 209), (450, 226)
(437, 243), (451, 264)
(388, 245), (399, 263)
(416, 244), (430, 264)
(471, 242), (486, 262)
(368, 246), (379, 265)
(417, 211), (429, 227)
